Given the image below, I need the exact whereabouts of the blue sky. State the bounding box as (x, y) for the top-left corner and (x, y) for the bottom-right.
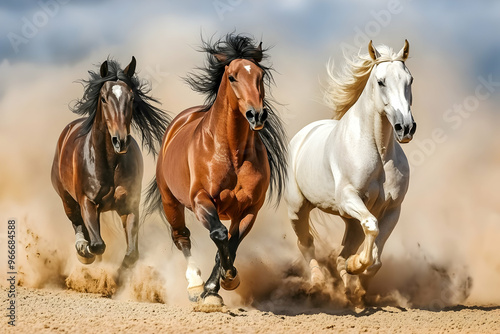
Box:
(1, 0), (499, 76)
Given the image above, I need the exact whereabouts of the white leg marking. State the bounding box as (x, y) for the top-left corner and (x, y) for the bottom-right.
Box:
(185, 256), (204, 288)
(112, 85), (122, 100)
(361, 217), (379, 234)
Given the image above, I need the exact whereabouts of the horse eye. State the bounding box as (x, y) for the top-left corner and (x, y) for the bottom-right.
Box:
(101, 96), (106, 103)
(377, 80), (385, 87)
(228, 75), (236, 82)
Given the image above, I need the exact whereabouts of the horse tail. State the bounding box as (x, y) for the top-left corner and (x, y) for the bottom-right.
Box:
(142, 177), (169, 230)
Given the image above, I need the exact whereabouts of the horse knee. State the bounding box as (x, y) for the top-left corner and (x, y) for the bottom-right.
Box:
(210, 226), (228, 243)
(361, 217), (379, 236)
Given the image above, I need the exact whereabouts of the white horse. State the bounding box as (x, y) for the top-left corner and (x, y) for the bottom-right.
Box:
(285, 40), (415, 298)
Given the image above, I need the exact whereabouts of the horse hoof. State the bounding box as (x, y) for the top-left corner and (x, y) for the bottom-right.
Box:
(221, 271), (240, 291)
(310, 259), (325, 286)
(193, 293), (224, 313)
(77, 253), (96, 265)
(311, 267), (325, 286)
(202, 294), (223, 306)
(187, 285), (205, 302)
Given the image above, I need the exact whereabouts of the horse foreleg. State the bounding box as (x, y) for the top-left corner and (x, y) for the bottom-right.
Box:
(192, 190), (233, 299)
(340, 188), (379, 275)
(59, 193), (95, 264)
(80, 196), (106, 255)
(216, 212), (258, 291)
(359, 206), (401, 292)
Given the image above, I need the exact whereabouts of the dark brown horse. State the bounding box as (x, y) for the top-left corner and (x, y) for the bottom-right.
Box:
(145, 34), (287, 305)
(51, 57), (170, 276)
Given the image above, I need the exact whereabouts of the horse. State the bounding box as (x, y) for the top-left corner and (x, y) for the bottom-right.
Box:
(145, 34), (287, 306)
(51, 57), (170, 277)
(284, 40), (416, 301)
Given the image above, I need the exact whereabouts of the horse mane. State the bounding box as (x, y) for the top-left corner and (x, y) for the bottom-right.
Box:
(70, 58), (171, 156)
(185, 33), (288, 204)
(324, 45), (405, 120)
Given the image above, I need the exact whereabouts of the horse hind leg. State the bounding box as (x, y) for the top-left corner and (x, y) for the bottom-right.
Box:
(337, 217), (366, 304)
(289, 202), (324, 285)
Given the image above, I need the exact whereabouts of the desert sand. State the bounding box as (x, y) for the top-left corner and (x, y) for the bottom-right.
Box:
(3, 286), (499, 334)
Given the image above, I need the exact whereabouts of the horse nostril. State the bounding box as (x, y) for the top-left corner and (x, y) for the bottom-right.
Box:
(394, 123), (403, 133)
(410, 122), (417, 136)
(112, 136), (119, 148)
(246, 110), (255, 121)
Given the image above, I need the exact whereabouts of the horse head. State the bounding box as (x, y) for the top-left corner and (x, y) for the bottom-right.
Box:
(98, 57), (136, 154)
(216, 44), (268, 131)
(370, 40), (416, 143)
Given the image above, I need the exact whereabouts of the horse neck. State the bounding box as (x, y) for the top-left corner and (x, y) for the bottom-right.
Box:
(90, 104), (119, 168)
(205, 74), (257, 166)
(344, 78), (395, 161)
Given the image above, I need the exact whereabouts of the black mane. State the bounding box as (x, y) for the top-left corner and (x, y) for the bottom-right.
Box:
(185, 33), (288, 204)
(71, 58), (171, 156)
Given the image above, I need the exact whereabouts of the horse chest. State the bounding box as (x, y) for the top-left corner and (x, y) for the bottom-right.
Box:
(363, 161), (409, 212)
(212, 160), (266, 218)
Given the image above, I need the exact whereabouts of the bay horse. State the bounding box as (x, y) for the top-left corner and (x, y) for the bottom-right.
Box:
(285, 41), (416, 301)
(51, 57), (170, 276)
(145, 34), (287, 305)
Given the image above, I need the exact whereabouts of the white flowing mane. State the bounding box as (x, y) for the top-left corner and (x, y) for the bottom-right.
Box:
(324, 45), (406, 120)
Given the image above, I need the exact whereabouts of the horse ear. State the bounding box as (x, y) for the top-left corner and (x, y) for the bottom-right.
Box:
(397, 39), (410, 61)
(214, 53), (227, 63)
(100, 60), (108, 78)
(254, 42), (263, 63)
(368, 40), (381, 60)
(124, 56), (136, 78)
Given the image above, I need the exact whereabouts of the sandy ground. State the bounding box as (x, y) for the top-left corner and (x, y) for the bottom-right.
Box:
(2, 286), (499, 334)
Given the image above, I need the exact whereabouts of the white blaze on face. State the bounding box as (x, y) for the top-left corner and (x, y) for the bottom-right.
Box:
(244, 65), (251, 74)
(112, 85), (122, 100)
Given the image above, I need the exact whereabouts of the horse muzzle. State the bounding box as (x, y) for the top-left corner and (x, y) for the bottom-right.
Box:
(111, 135), (129, 154)
(246, 107), (268, 131)
(394, 122), (417, 143)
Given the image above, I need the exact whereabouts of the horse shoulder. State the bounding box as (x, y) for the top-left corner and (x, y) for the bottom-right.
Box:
(53, 119), (88, 201)
(288, 120), (339, 208)
(382, 144), (410, 204)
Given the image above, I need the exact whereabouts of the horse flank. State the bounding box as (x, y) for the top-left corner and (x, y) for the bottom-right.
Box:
(324, 45), (406, 120)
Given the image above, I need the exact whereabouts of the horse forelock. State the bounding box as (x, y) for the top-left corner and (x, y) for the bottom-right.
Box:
(184, 33), (273, 111)
(324, 45), (406, 120)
